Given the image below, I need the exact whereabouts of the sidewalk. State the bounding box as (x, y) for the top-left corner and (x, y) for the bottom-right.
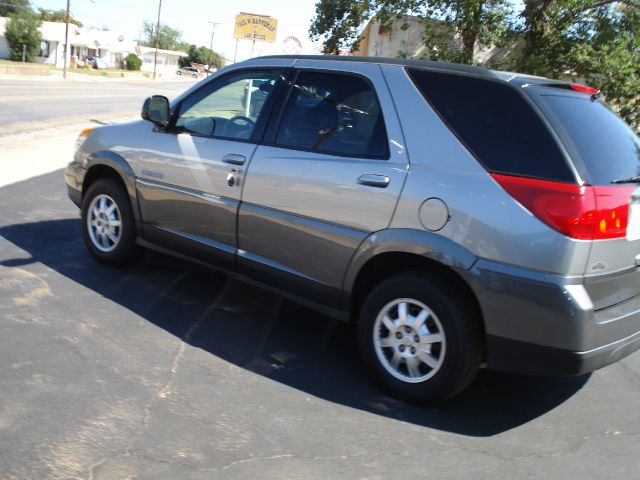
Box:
(0, 118), (135, 188)
(0, 69), (198, 83)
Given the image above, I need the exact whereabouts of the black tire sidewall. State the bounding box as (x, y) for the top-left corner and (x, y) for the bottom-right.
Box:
(358, 273), (482, 403)
(81, 178), (137, 266)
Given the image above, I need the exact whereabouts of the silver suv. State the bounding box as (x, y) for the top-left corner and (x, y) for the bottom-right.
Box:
(65, 55), (640, 402)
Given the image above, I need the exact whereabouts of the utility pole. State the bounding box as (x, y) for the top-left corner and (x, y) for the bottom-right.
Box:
(207, 21), (219, 76)
(63, 0), (70, 79)
(153, 0), (162, 80)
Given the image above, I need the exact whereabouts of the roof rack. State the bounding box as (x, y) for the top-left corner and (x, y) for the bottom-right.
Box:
(250, 54), (494, 78)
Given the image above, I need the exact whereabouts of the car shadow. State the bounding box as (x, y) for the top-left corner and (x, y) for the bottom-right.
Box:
(0, 218), (590, 437)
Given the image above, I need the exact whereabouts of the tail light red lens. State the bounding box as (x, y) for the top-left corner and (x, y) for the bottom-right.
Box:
(492, 174), (635, 240)
(570, 83), (600, 95)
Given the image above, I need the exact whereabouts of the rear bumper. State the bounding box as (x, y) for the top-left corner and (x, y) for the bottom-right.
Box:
(463, 259), (640, 376)
(486, 331), (640, 376)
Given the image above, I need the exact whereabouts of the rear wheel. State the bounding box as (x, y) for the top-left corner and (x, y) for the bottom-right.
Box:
(81, 178), (140, 266)
(358, 272), (483, 403)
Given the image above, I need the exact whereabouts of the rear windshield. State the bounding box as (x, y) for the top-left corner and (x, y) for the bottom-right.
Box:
(534, 94), (640, 186)
(407, 69), (575, 182)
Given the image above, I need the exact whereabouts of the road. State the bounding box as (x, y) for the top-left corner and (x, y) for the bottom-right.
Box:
(0, 77), (194, 136)
(0, 77), (195, 187)
(1, 78), (640, 479)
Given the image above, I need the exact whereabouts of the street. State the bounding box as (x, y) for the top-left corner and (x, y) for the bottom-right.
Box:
(0, 77), (194, 187)
(1, 77), (640, 479)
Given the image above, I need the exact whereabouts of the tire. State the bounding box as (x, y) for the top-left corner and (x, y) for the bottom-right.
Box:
(81, 178), (140, 266)
(358, 272), (483, 403)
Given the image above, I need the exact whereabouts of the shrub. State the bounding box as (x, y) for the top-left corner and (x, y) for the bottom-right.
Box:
(125, 53), (142, 71)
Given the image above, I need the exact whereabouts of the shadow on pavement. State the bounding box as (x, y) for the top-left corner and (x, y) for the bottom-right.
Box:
(0, 218), (590, 437)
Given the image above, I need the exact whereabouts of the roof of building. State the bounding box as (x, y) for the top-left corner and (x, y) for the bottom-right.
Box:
(138, 46), (188, 57)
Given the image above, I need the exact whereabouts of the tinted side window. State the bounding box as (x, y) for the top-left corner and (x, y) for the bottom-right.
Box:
(535, 95), (640, 186)
(408, 69), (574, 182)
(276, 71), (389, 158)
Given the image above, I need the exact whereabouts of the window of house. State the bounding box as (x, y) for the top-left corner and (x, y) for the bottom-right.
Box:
(275, 71), (389, 159)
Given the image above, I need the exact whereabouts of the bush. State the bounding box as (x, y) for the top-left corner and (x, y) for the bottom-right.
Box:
(5, 9), (43, 62)
(125, 53), (142, 71)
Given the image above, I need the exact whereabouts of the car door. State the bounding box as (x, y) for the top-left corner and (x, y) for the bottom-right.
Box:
(238, 61), (410, 311)
(135, 67), (288, 269)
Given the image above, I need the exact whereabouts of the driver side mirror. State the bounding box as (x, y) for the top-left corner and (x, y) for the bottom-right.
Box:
(141, 95), (170, 128)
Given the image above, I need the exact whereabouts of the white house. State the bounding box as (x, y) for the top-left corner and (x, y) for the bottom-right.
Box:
(0, 17), (139, 68)
(137, 46), (187, 75)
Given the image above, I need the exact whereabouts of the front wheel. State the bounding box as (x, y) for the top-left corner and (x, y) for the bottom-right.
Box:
(358, 273), (483, 403)
(81, 178), (140, 266)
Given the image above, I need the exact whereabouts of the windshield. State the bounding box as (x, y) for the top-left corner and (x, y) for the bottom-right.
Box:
(535, 94), (640, 185)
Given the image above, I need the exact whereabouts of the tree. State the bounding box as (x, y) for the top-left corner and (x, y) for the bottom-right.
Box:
(124, 53), (142, 71)
(139, 20), (184, 51)
(512, 1), (640, 130)
(309, 0), (510, 62)
(178, 44), (223, 70)
(4, 9), (42, 61)
(0, 0), (30, 17)
(37, 8), (83, 27)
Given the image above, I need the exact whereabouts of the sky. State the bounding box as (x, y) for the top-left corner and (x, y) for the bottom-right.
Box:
(29, 0), (323, 62)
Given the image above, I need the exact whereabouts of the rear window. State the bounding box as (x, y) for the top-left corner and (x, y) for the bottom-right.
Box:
(408, 69), (574, 182)
(534, 95), (640, 186)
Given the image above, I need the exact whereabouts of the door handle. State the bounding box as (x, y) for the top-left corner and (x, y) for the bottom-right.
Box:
(358, 174), (390, 188)
(222, 154), (246, 165)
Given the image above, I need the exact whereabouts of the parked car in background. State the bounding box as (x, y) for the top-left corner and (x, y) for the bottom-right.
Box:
(177, 66), (200, 78)
(65, 55), (640, 402)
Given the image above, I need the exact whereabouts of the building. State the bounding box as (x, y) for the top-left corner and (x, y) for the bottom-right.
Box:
(0, 17), (172, 70)
(353, 16), (509, 65)
(137, 46), (188, 76)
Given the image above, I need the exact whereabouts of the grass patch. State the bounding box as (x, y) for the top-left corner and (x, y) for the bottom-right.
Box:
(0, 59), (53, 67)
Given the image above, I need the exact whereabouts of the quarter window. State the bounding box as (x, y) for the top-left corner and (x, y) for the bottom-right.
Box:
(408, 69), (574, 182)
(176, 70), (282, 140)
(275, 71), (389, 158)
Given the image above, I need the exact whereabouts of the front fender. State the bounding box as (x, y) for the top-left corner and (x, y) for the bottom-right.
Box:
(342, 228), (478, 293)
(84, 151), (140, 222)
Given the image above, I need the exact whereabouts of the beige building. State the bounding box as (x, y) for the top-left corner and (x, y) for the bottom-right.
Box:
(354, 16), (509, 65)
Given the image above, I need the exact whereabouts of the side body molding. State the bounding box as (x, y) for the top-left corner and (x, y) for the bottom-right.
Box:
(84, 151), (140, 221)
(342, 228), (478, 294)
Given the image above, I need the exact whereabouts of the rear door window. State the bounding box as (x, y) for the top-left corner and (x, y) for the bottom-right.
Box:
(408, 69), (575, 182)
(534, 95), (640, 186)
(275, 71), (389, 159)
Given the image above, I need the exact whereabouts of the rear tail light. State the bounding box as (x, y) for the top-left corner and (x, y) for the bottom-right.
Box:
(492, 174), (635, 240)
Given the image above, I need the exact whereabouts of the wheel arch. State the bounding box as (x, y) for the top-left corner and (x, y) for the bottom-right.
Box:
(344, 229), (483, 330)
(82, 151), (140, 222)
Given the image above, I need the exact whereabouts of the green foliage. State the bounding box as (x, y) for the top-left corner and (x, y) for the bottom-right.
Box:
(309, 0), (374, 53)
(4, 9), (42, 61)
(124, 53), (142, 71)
(309, 0), (510, 60)
(510, 1), (640, 131)
(0, 0), (30, 17)
(177, 44), (223, 70)
(139, 20), (184, 51)
(37, 8), (82, 27)
(309, 0), (640, 131)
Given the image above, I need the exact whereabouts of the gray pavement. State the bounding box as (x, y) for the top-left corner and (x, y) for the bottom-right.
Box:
(0, 77), (194, 137)
(1, 79), (640, 479)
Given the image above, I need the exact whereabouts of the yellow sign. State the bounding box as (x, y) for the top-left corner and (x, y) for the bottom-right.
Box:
(234, 13), (278, 43)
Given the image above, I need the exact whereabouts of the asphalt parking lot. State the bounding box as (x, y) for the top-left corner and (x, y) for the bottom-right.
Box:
(1, 168), (640, 479)
(1, 76), (640, 479)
